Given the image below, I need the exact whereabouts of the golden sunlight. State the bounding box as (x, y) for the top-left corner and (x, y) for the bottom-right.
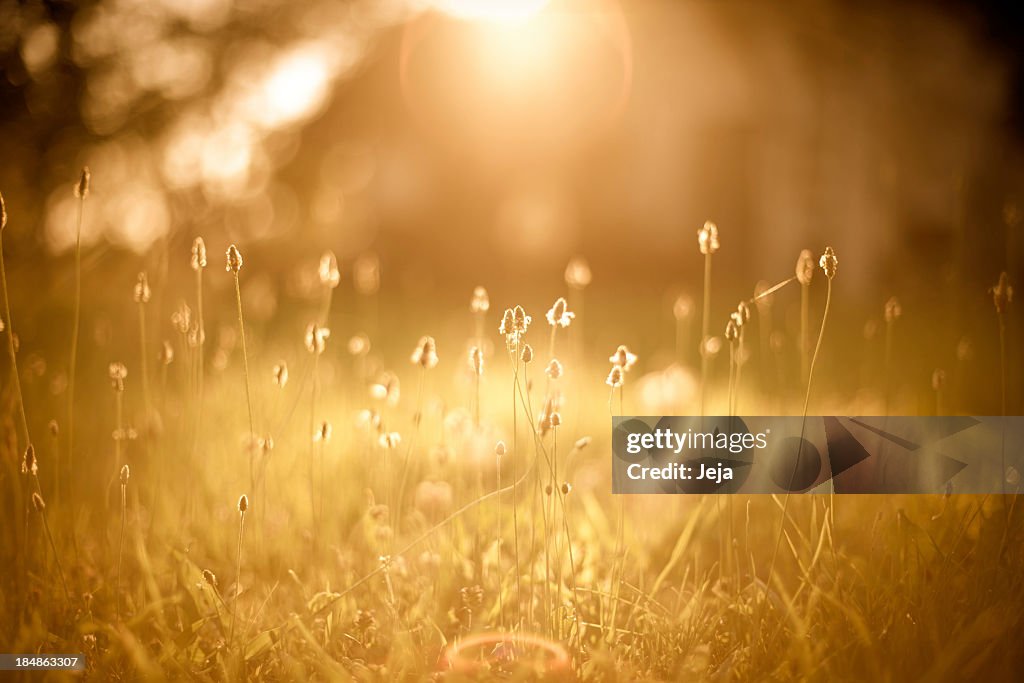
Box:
(430, 0), (551, 25)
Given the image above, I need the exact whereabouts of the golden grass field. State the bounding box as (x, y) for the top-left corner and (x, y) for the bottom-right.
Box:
(1, 180), (1022, 681)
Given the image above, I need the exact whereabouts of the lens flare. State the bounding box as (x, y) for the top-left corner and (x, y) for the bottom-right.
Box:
(430, 0), (551, 25)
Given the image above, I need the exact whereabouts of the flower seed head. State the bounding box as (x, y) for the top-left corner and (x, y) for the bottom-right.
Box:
(550, 411), (562, 427)
(992, 272), (1013, 315)
(369, 372), (400, 405)
(313, 421), (332, 443)
(956, 337), (973, 362)
(512, 305), (531, 334)
(305, 323), (330, 355)
(818, 246), (838, 280)
(171, 302), (192, 334)
(545, 358), (563, 380)
(606, 365), (624, 388)
(609, 345), (637, 371)
(495, 440), (506, 457)
(48, 419), (59, 437)
(546, 297), (575, 328)
(410, 336), (438, 369)
(319, 250), (340, 288)
(159, 340), (174, 366)
(520, 343), (534, 363)
(796, 249), (815, 286)
(537, 394), (560, 435)
(470, 286), (490, 314)
(202, 569), (218, 588)
(191, 237), (207, 271)
(379, 432), (402, 449)
(134, 272), (151, 304)
(564, 256), (592, 289)
(226, 244), (243, 273)
(238, 494), (248, 513)
(698, 220), (720, 255)
(725, 318), (739, 342)
(273, 361), (289, 387)
(469, 346), (484, 375)
(120, 464), (130, 484)
(109, 362), (127, 392)
(736, 301), (750, 325)
(931, 369), (946, 391)
(21, 444), (37, 476)
(75, 167), (91, 199)
(884, 297), (902, 323)
(561, 482), (573, 495)
(499, 308), (515, 337)
(574, 436), (591, 450)
(31, 491), (45, 512)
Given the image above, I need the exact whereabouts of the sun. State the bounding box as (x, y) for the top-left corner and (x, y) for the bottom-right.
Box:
(430, 0), (551, 25)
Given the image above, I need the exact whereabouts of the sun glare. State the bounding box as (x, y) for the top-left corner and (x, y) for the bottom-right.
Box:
(431, 0), (551, 25)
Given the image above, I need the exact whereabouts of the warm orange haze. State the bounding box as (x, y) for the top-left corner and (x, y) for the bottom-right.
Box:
(0, 0), (1023, 679)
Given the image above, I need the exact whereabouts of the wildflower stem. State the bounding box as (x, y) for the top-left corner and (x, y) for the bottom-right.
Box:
(137, 301), (152, 424)
(750, 275), (797, 303)
(117, 482), (127, 621)
(230, 509), (246, 646)
(883, 318), (894, 416)
(496, 452), (504, 629)
(192, 266), (205, 490)
(800, 282), (809, 383)
(766, 277), (832, 593)
(511, 338), (522, 627)
(233, 274), (257, 499)
(0, 226), (29, 446)
(68, 191), (85, 529)
(395, 367), (425, 533)
(727, 341), (736, 416)
(700, 252), (712, 416)
(309, 352), (319, 550)
(39, 503), (72, 608)
(736, 329), (745, 415)
(111, 392), (123, 509)
(999, 315), (1007, 495)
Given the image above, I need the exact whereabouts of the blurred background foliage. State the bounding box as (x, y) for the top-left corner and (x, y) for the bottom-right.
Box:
(0, 0), (1022, 411)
